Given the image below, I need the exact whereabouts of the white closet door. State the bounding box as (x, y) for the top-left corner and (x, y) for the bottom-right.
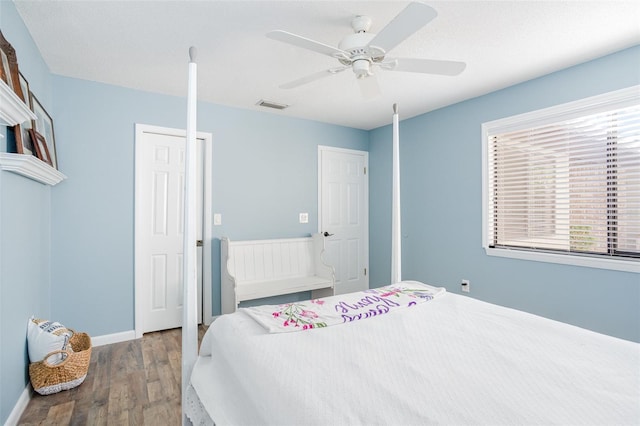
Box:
(319, 146), (369, 295)
(136, 131), (203, 333)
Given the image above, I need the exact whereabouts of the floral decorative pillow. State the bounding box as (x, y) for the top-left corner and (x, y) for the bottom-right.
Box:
(27, 317), (73, 365)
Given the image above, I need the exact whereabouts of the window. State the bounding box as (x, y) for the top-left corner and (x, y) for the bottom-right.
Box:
(482, 86), (639, 273)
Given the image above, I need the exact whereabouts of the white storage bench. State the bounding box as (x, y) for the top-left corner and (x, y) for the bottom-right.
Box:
(221, 234), (335, 314)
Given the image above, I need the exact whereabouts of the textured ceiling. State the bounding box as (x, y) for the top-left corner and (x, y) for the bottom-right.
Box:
(13, 0), (640, 130)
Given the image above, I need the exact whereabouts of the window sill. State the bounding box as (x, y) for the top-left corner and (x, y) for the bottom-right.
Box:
(484, 246), (639, 273)
(0, 153), (66, 186)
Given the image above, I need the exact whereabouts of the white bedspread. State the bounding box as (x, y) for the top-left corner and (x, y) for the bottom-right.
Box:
(188, 283), (640, 425)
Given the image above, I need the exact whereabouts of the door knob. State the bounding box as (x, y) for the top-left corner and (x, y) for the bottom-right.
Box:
(323, 232), (334, 237)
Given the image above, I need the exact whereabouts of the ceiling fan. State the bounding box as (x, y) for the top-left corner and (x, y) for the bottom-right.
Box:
(266, 2), (466, 98)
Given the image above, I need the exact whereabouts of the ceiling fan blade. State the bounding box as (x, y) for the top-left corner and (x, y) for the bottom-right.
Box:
(368, 2), (437, 54)
(280, 66), (349, 89)
(390, 58), (466, 76)
(357, 75), (381, 99)
(267, 30), (349, 60)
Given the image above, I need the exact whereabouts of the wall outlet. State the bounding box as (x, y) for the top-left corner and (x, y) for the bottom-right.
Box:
(461, 279), (470, 293)
(213, 213), (222, 226)
(299, 213), (309, 224)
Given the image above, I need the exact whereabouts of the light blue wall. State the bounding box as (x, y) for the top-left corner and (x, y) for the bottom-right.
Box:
(0, 1), (54, 423)
(50, 75), (369, 333)
(2, 0), (638, 420)
(1, 2), (367, 420)
(369, 45), (640, 343)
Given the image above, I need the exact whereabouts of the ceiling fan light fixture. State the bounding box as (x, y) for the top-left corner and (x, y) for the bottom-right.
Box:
(352, 59), (372, 78)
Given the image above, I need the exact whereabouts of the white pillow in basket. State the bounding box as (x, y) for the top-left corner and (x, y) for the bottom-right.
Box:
(27, 317), (73, 365)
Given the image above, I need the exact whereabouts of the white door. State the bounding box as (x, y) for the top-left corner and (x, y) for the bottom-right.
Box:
(318, 146), (369, 295)
(136, 129), (203, 333)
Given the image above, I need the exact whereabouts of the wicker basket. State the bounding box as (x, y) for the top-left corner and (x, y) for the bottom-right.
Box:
(29, 331), (92, 395)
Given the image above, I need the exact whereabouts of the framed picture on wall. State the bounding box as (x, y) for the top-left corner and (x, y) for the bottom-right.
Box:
(30, 94), (57, 169)
(29, 129), (53, 167)
(0, 30), (26, 102)
(0, 46), (12, 87)
(13, 124), (33, 155)
(18, 72), (30, 106)
(14, 72), (34, 155)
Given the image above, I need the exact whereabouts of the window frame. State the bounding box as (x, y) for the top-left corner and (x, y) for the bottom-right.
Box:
(481, 86), (640, 273)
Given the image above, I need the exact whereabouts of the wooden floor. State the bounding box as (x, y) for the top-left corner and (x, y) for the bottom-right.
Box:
(18, 326), (207, 425)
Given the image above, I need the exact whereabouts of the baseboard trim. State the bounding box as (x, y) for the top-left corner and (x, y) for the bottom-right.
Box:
(4, 384), (32, 426)
(91, 330), (137, 347)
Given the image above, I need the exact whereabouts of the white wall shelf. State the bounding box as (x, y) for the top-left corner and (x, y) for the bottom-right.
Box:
(0, 79), (37, 126)
(0, 153), (66, 185)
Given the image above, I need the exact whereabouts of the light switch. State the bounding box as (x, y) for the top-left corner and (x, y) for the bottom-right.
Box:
(299, 213), (309, 224)
(213, 213), (222, 225)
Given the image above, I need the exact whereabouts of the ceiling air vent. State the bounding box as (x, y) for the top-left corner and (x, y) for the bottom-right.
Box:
(257, 99), (289, 110)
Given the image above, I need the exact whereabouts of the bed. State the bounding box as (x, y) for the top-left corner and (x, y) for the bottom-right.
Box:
(178, 49), (638, 426)
(184, 281), (640, 425)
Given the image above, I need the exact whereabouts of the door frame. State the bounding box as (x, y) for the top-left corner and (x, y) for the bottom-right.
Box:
(317, 145), (369, 290)
(134, 123), (213, 338)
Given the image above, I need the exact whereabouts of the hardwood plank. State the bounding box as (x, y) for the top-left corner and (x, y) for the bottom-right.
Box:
(146, 380), (164, 404)
(85, 402), (108, 426)
(143, 402), (179, 425)
(18, 325), (208, 425)
(44, 400), (74, 425)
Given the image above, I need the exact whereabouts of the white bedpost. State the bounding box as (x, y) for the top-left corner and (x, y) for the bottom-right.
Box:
(391, 103), (401, 284)
(182, 46), (198, 425)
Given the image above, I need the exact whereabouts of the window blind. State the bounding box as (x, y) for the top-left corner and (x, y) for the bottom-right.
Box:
(486, 98), (639, 260)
